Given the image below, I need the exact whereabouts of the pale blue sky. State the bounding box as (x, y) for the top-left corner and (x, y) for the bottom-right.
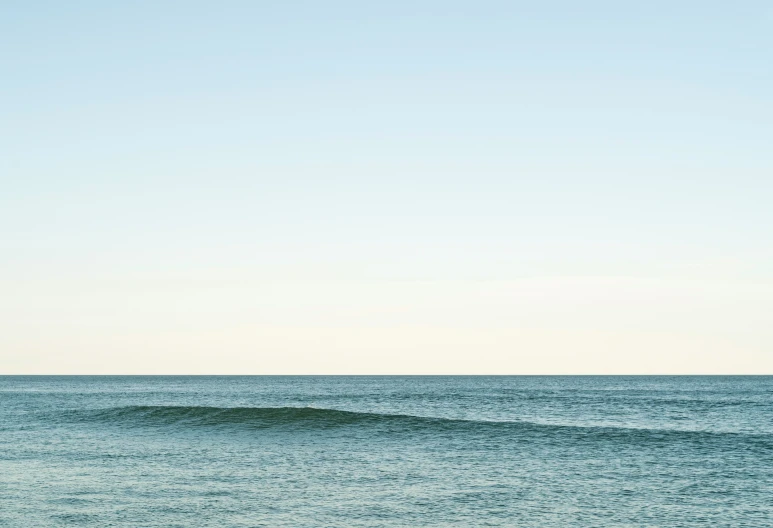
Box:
(1, 2), (771, 373)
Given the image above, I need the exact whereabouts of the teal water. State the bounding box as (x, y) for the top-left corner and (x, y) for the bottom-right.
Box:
(1, 376), (771, 527)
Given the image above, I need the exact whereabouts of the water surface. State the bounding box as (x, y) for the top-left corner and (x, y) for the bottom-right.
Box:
(1, 376), (771, 526)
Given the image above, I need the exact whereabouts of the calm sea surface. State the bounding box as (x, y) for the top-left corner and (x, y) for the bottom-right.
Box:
(1, 376), (771, 527)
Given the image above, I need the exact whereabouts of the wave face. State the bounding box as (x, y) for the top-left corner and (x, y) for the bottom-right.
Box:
(84, 405), (427, 429)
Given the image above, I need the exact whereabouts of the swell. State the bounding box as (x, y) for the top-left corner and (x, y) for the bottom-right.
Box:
(83, 405), (421, 429)
(66, 405), (773, 446)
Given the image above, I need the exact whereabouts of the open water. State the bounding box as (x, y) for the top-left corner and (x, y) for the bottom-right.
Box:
(1, 376), (771, 527)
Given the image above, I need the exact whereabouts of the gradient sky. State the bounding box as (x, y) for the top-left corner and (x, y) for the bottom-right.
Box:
(2, 1), (771, 373)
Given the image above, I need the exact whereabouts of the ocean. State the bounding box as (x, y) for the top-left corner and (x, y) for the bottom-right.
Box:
(1, 376), (771, 527)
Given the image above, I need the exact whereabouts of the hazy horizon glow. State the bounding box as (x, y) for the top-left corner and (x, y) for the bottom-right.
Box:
(2, 1), (771, 373)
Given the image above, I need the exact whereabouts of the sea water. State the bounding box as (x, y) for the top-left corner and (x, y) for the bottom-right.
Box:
(1, 376), (771, 527)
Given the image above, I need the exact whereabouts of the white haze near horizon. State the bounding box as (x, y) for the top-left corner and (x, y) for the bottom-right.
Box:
(1, 1), (771, 374)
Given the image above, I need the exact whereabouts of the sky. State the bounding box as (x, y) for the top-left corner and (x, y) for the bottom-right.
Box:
(1, 1), (771, 374)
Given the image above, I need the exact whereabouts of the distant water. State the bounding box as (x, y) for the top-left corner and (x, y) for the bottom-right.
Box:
(1, 376), (771, 527)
